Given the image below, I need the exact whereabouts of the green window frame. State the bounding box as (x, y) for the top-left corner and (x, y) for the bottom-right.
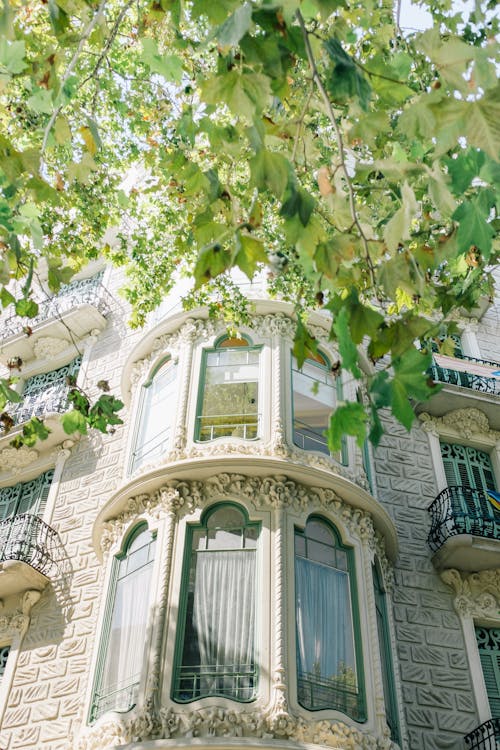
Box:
(441, 442), (497, 522)
(291, 352), (347, 463)
(195, 335), (261, 442)
(475, 626), (500, 718)
(0, 470), (54, 521)
(90, 524), (156, 722)
(294, 516), (366, 721)
(172, 503), (260, 703)
(130, 357), (178, 473)
(373, 562), (400, 744)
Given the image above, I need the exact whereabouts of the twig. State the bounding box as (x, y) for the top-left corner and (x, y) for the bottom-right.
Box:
(80, 0), (135, 87)
(41, 0), (107, 155)
(296, 11), (377, 288)
(292, 83), (313, 164)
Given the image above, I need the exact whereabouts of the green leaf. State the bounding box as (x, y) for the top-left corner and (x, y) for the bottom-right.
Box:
(465, 90), (500, 162)
(27, 89), (54, 115)
(453, 197), (495, 257)
(383, 182), (418, 252)
(0, 380), (22, 406)
(324, 37), (371, 111)
(54, 115), (72, 144)
(200, 70), (272, 120)
(349, 301), (384, 345)
(293, 317), (318, 369)
(333, 307), (360, 378)
(0, 39), (26, 74)
(48, 0), (70, 36)
(234, 233), (268, 279)
(249, 150), (289, 199)
(390, 347), (434, 429)
(61, 409), (88, 435)
(446, 149), (485, 195)
(280, 184), (315, 227)
(141, 38), (183, 82)
(15, 298), (38, 317)
(194, 242), (232, 288)
(216, 2), (252, 47)
(328, 401), (368, 451)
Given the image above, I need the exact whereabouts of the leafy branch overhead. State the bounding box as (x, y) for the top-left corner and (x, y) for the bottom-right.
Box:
(0, 0), (498, 447)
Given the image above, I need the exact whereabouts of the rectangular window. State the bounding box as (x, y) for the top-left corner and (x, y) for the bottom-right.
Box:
(475, 626), (500, 718)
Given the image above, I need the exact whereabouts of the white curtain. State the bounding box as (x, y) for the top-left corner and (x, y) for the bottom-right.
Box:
(99, 556), (154, 711)
(295, 557), (355, 684)
(193, 550), (255, 697)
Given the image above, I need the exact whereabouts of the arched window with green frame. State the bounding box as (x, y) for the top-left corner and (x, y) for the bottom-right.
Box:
(130, 357), (178, 473)
(195, 335), (261, 442)
(173, 503), (260, 703)
(291, 351), (346, 462)
(90, 524), (156, 722)
(373, 561), (400, 744)
(294, 516), (365, 720)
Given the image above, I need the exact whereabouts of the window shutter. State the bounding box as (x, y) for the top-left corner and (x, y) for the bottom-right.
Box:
(476, 626), (500, 718)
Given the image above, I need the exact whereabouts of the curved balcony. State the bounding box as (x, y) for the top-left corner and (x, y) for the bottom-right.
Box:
(428, 485), (500, 571)
(0, 274), (113, 365)
(0, 514), (64, 596)
(465, 718), (500, 749)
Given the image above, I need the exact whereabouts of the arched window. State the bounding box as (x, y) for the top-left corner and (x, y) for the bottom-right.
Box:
(294, 517), (365, 720)
(90, 525), (156, 721)
(373, 562), (400, 743)
(130, 358), (178, 473)
(291, 352), (345, 461)
(173, 504), (259, 702)
(195, 336), (260, 442)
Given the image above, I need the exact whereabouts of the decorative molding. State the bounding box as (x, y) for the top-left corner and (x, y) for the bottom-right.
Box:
(419, 408), (500, 442)
(76, 704), (396, 749)
(100, 474), (377, 551)
(0, 445), (39, 473)
(442, 568), (500, 620)
(32, 336), (70, 359)
(0, 590), (41, 640)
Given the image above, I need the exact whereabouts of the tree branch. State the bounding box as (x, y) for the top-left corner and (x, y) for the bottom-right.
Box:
(296, 11), (377, 289)
(80, 0), (135, 88)
(41, 0), (108, 155)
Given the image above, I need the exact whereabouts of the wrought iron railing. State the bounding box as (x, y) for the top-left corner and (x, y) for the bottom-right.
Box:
(5, 381), (70, 428)
(430, 356), (500, 396)
(293, 419), (329, 455)
(428, 486), (500, 551)
(173, 662), (256, 702)
(465, 718), (500, 749)
(196, 413), (260, 441)
(0, 274), (113, 340)
(91, 678), (140, 721)
(297, 671), (365, 721)
(0, 514), (63, 578)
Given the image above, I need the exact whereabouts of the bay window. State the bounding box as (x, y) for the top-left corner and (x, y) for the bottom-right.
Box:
(173, 504), (259, 702)
(295, 517), (365, 720)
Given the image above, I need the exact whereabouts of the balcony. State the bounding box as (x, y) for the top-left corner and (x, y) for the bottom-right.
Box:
(415, 355), (500, 431)
(428, 486), (500, 571)
(0, 514), (64, 596)
(0, 274), (113, 366)
(465, 718), (500, 749)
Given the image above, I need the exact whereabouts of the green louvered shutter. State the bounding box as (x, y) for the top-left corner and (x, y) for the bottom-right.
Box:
(0, 470), (54, 520)
(476, 626), (500, 718)
(440, 443), (496, 521)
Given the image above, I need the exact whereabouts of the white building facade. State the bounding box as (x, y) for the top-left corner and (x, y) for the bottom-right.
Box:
(0, 268), (499, 750)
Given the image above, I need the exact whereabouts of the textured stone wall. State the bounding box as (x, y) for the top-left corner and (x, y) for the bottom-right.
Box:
(373, 416), (477, 750)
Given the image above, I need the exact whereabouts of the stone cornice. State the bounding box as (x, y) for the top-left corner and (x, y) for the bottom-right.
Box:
(419, 408), (500, 443)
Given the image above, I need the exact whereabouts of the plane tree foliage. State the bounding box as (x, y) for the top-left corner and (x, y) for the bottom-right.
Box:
(0, 0), (499, 448)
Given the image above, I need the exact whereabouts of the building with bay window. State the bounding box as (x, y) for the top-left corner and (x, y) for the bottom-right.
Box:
(0, 268), (498, 750)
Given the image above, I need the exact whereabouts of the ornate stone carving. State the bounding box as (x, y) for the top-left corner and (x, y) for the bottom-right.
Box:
(442, 568), (500, 620)
(75, 705), (396, 749)
(32, 336), (70, 359)
(0, 445), (39, 474)
(419, 409), (500, 442)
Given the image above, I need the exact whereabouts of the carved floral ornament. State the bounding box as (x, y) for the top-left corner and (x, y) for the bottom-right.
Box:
(419, 408), (500, 443)
(0, 445), (39, 474)
(99, 473), (377, 555)
(442, 568), (500, 620)
(75, 704), (396, 750)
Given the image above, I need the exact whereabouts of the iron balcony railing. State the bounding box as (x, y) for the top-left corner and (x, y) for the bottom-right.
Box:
(430, 355), (500, 396)
(0, 274), (113, 340)
(4, 381), (70, 430)
(293, 418), (329, 455)
(91, 677), (140, 722)
(297, 671), (365, 721)
(465, 718), (500, 749)
(173, 662), (256, 703)
(428, 486), (500, 552)
(0, 513), (63, 579)
(196, 413), (260, 441)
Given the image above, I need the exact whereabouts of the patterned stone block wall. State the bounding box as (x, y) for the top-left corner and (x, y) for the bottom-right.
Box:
(373, 416), (477, 750)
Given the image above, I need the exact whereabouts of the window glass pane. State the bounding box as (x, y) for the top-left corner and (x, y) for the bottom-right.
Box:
(206, 506), (246, 528)
(292, 356), (336, 456)
(373, 566), (400, 744)
(173, 506), (259, 703)
(295, 519), (363, 720)
(131, 360), (177, 472)
(91, 528), (156, 721)
(198, 346), (260, 441)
